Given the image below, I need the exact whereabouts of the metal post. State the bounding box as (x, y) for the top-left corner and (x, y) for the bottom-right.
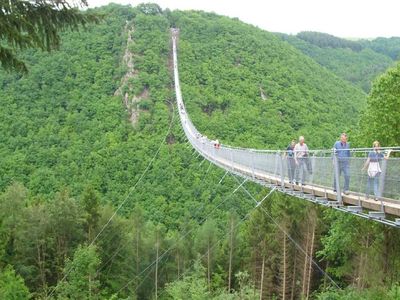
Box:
(250, 151), (256, 180)
(212, 143), (216, 163)
(279, 153), (285, 189)
(378, 157), (388, 212)
(273, 153), (279, 185)
(230, 149), (234, 172)
(357, 163), (364, 207)
(309, 154), (316, 184)
(308, 154), (316, 198)
(333, 155), (342, 204)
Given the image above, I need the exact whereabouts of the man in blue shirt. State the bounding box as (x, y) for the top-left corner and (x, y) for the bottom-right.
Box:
(333, 133), (351, 194)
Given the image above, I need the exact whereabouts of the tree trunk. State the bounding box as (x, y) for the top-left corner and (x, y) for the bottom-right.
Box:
(88, 225), (92, 242)
(290, 252), (297, 300)
(89, 274), (92, 300)
(306, 225), (316, 299)
(323, 261), (329, 290)
(155, 235), (159, 300)
(207, 240), (211, 292)
(260, 255), (265, 300)
(177, 248), (181, 278)
(383, 227), (389, 279)
(356, 252), (364, 289)
(37, 243), (46, 290)
(57, 238), (62, 281)
(282, 235), (287, 300)
(357, 234), (370, 289)
(183, 257), (186, 275)
(301, 223), (310, 297)
(228, 218), (234, 292)
(363, 235), (370, 289)
(136, 229), (140, 276)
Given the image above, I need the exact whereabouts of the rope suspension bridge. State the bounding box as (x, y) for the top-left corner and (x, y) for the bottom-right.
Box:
(171, 28), (400, 228)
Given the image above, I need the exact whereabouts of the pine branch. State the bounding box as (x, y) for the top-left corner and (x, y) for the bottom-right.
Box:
(0, 0), (98, 73)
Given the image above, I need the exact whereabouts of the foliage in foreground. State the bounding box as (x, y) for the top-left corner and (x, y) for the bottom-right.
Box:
(0, 0), (97, 73)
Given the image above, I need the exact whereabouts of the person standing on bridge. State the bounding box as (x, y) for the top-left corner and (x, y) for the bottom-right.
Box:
(285, 140), (296, 184)
(333, 133), (351, 195)
(362, 141), (391, 200)
(294, 136), (309, 185)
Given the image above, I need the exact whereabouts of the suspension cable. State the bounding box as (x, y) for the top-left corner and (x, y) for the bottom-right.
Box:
(46, 104), (176, 299)
(156, 187), (277, 299)
(95, 165), (232, 276)
(232, 175), (340, 289)
(114, 177), (248, 295)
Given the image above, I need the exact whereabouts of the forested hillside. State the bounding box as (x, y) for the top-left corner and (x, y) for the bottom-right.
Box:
(171, 15), (366, 149)
(278, 31), (400, 92)
(362, 37), (400, 60)
(0, 3), (399, 300)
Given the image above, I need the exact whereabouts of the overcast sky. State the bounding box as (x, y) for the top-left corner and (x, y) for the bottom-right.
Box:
(87, 0), (400, 38)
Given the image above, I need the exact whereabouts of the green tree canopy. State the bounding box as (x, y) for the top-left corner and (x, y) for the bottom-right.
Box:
(0, 265), (30, 300)
(359, 62), (400, 146)
(56, 244), (101, 300)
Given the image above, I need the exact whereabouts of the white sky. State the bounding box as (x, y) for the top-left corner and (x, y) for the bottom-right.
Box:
(87, 0), (400, 38)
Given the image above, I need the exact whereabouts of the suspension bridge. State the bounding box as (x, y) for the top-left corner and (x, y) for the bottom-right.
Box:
(45, 28), (399, 299)
(171, 28), (400, 228)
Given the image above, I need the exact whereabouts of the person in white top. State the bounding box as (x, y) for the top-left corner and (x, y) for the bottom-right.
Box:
(362, 140), (391, 200)
(294, 136), (309, 185)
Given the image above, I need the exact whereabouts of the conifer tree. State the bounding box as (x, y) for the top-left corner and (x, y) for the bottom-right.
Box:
(0, 0), (97, 73)
(82, 185), (101, 242)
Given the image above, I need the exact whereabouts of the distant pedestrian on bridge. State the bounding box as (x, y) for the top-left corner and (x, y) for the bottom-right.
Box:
(213, 139), (221, 149)
(285, 140), (296, 183)
(294, 136), (309, 185)
(362, 141), (391, 200)
(333, 133), (351, 195)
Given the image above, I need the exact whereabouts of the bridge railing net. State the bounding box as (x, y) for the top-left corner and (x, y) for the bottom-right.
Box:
(173, 34), (400, 202)
(196, 140), (399, 201)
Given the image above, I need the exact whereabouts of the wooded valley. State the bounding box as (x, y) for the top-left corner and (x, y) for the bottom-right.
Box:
(0, 3), (399, 299)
